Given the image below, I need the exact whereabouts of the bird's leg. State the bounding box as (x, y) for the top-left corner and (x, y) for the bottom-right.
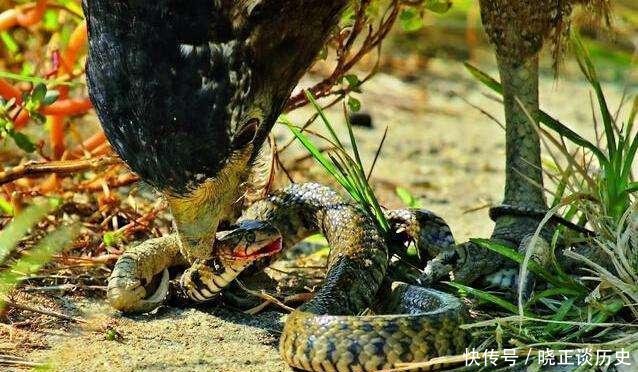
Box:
(107, 234), (188, 313)
(422, 57), (549, 286)
(453, 57), (548, 284)
(491, 55), (547, 245)
(479, 56), (553, 286)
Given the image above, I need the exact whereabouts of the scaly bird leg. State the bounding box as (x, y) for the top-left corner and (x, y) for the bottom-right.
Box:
(491, 55), (547, 245)
(421, 58), (549, 285)
(423, 1), (558, 285)
(463, 55), (551, 284)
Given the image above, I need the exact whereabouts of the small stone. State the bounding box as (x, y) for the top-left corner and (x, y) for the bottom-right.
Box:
(349, 112), (373, 128)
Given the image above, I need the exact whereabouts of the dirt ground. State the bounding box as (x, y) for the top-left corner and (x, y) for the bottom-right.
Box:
(10, 58), (636, 371)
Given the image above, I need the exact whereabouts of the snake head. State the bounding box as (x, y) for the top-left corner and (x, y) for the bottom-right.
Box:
(214, 220), (283, 261)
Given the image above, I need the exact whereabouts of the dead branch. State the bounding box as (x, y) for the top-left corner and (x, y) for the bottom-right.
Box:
(0, 156), (122, 185)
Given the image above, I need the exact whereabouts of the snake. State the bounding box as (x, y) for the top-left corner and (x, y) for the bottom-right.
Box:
(178, 182), (469, 371)
(107, 181), (613, 371)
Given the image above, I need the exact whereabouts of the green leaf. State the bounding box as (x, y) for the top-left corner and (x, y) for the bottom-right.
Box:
(339, 6), (356, 25)
(30, 83), (48, 107)
(9, 131), (36, 153)
(344, 74), (360, 88)
(43, 90), (60, 106)
(31, 112), (46, 125)
(0, 197), (13, 216)
(399, 8), (424, 32)
(42, 10), (60, 31)
(424, 0), (452, 14)
(343, 74), (362, 93)
(0, 32), (19, 55)
(102, 231), (124, 247)
(347, 96), (361, 112)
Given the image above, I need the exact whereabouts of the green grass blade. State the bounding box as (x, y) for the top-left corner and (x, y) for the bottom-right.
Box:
(0, 70), (76, 87)
(0, 203), (57, 264)
(0, 197), (13, 215)
(465, 62), (607, 162)
(305, 90), (344, 148)
(620, 132), (638, 182)
(329, 152), (366, 202)
(287, 123), (345, 183)
(572, 35), (616, 156)
(544, 298), (575, 334)
(623, 182), (638, 194)
(538, 111), (608, 163)
(396, 187), (420, 208)
(550, 167), (570, 208)
(563, 299), (624, 341)
(0, 223), (80, 311)
(446, 281), (521, 314)
(628, 95), (638, 135)
(464, 62), (502, 95)
(527, 288), (583, 306)
(471, 238), (586, 293)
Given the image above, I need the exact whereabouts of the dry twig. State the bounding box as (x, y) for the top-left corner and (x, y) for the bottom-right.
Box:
(0, 156), (122, 185)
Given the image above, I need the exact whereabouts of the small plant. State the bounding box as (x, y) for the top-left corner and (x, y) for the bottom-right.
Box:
(283, 90), (390, 234)
(0, 82), (60, 153)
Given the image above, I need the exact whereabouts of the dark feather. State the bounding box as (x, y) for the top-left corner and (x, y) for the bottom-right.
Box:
(83, 0), (248, 194)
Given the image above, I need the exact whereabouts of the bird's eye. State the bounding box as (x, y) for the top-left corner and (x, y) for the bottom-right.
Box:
(232, 118), (259, 149)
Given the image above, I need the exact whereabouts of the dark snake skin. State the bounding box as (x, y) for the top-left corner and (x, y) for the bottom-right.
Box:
(209, 183), (468, 371)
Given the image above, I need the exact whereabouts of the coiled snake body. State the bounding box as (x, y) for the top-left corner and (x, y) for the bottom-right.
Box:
(184, 183), (469, 371)
(108, 181), (607, 371)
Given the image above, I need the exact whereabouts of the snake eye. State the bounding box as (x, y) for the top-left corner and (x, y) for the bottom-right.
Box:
(232, 118), (259, 149)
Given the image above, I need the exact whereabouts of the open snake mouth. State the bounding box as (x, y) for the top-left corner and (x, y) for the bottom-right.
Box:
(227, 237), (283, 261)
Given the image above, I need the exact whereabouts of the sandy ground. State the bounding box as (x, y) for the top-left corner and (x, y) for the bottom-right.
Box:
(13, 58), (636, 371)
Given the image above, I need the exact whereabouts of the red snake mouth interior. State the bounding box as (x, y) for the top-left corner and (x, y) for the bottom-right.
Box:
(231, 237), (283, 260)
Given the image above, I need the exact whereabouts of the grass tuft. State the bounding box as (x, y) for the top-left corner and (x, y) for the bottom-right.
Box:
(283, 90), (390, 234)
(461, 35), (638, 361)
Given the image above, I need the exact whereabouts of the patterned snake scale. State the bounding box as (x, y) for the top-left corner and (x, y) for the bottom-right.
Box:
(204, 183), (469, 371)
